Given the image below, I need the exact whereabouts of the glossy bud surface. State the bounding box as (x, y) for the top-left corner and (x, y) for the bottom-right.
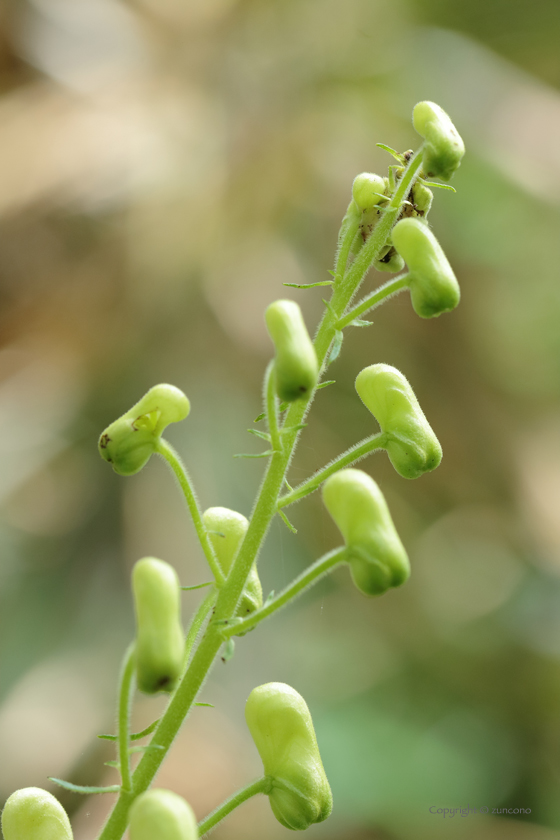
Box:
(355, 363), (442, 479)
(203, 507), (262, 621)
(129, 790), (198, 840)
(352, 172), (386, 211)
(413, 101), (465, 181)
(265, 301), (318, 402)
(1, 788), (73, 840)
(246, 682), (333, 831)
(392, 217), (460, 318)
(99, 384), (190, 476)
(132, 557), (184, 694)
(322, 469), (409, 595)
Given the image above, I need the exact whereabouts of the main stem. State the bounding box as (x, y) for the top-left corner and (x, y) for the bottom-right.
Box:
(96, 147), (423, 840)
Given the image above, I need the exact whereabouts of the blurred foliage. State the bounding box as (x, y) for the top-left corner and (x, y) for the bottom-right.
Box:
(1, 1), (560, 839)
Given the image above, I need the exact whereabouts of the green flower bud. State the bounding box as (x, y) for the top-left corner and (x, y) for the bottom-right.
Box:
(392, 217), (460, 318)
(203, 507), (262, 623)
(132, 557), (184, 694)
(1, 788), (73, 840)
(352, 172), (386, 211)
(413, 101), (465, 181)
(322, 469), (409, 596)
(245, 682), (332, 831)
(99, 384), (190, 476)
(265, 301), (318, 402)
(374, 245), (406, 273)
(410, 181), (433, 217)
(355, 363), (442, 479)
(129, 790), (198, 840)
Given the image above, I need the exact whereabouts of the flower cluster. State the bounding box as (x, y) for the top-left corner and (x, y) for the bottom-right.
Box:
(3, 102), (464, 839)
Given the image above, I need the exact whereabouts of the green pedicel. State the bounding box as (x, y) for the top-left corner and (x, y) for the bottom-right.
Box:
(245, 682), (333, 831)
(413, 100), (465, 181)
(355, 363), (442, 479)
(265, 301), (318, 402)
(203, 507), (263, 621)
(129, 790), (198, 840)
(98, 384), (190, 475)
(392, 217), (460, 318)
(1, 788), (73, 840)
(132, 557), (184, 694)
(322, 469), (409, 595)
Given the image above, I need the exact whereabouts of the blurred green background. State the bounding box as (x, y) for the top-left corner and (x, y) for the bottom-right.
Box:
(1, 0), (560, 838)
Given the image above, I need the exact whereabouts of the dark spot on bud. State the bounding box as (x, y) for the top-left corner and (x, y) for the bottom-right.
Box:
(99, 434), (110, 449)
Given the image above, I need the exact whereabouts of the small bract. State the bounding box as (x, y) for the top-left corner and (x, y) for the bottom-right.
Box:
(413, 100), (465, 181)
(246, 682), (333, 831)
(355, 363), (442, 479)
(1, 787), (73, 840)
(98, 384), (190, 476)
(265, 300), (318, 402)
(322, 469), (409, 596)
(129, 789), (198, 840)
(132, 557), (184, 694)
(392, 217), (460, 318)
(203, 507), (262, 623)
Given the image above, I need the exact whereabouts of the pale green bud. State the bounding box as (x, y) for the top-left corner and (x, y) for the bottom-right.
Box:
(322, 469), (409, 596)
(265, 301), (318, 402)
(99, 384), (190, 476)
(352, 172), (386, 211)
(1, 788), (73, 840)
(413, 101), (465, 181)
(355, 363), (442, 479)
(245, 682), (333, 831)
(410, 181), (433, 217)
(392, 217), (460, 318)
(132, 557), (184, 694)
(374, 245), (406, 273)
(129, 790), (198, 840)
(203, 507), (263, 623)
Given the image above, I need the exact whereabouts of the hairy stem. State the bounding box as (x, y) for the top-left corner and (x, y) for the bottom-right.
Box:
(334, 202), (361, 281)
(156, 440), (225, 586)
(95, 144), (425, 840)
(265, 362), (282, 453)
(340, 150), (423, 295)
(183, 588), (217, 668)
(222, 548), (346, 638)
(277, 432), (387, 508)
(337, 274), (409, 330)
(198, 777), (271, 836)
(117, 644), (136, 793)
